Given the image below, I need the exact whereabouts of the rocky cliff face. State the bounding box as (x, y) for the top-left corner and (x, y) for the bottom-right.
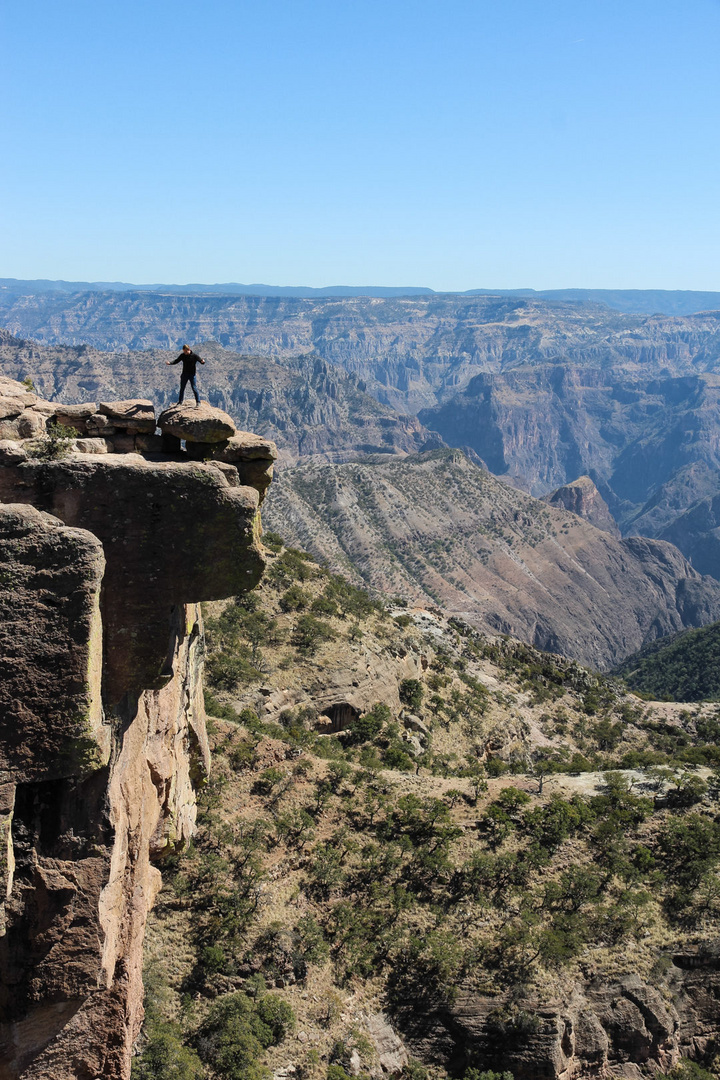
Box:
(420, 367), (720, 575)
(3, 295), (720, 413)
(544, 476), (621, 537)
(0, 380), (276, 1078)
(398, 964), (720, 1080)
(419, 368), (720, 500)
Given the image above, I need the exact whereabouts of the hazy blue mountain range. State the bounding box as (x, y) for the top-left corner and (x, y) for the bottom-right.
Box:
(4, 291), (720, 580)
(2, 278), (720, 314)
(3, 293), (720, 413)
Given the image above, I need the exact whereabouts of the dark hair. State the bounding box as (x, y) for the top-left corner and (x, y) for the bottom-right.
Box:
(182, 343), (190, 350)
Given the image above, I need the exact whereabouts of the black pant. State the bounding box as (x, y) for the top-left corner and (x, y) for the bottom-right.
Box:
(178, 371), (200, 403)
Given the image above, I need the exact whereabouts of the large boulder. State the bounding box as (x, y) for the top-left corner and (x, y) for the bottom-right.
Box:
(0, 397), (29, 421)
(210, 431), (279, 462)
(54, 401), (99, 433)
(0, 439), (27, 465)
(158, 403), (236, 443)
(99, 399), (156, 433)
(0, 377), (37, 413)
(201, 432), (278, 501)
(0, 408), (47, 441)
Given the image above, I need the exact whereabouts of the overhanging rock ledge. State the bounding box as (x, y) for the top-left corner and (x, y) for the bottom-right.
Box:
(0, 381), (276, 1079)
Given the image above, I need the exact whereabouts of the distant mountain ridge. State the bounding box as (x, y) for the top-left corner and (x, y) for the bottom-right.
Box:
(2, 278), (720, 314)
(5, 316), (720, 578)
(263, 448), (720, 670)
(0, 332), (444, 464)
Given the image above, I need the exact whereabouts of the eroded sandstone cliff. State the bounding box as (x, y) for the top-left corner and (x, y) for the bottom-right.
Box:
(0, 379), (276, 1078)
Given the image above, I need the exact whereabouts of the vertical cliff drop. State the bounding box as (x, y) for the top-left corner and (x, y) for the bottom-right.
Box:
(0, 383), (277, 1079)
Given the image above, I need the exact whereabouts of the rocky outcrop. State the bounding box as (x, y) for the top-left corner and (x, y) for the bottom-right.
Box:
(0, 379), (276, 1078)
(0, 456), (266, 702)
(158, 402), (236, 443)
(545, 477), (621, 537)
(252, 632), (427, 732)
(0, 505), (106, 787)
(0, 338), (444, 465)
(395, 962), (720, 1080)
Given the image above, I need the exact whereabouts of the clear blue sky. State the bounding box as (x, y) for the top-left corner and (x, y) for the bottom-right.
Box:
(2, 0), (719, 290)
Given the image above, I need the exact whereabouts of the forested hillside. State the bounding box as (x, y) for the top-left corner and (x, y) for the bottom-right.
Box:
(135, 536), (720, 1080)
(615, 621), (720, 702)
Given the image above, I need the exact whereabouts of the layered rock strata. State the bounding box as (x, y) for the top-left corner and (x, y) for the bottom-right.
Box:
(0, 380), (276, 1078)
(396, 963), (720, 1080)
(264, 451), (720, 670)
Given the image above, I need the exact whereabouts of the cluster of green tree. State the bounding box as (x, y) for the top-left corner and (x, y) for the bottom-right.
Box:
(133, 973), (294, 1080)
(172, 542), (720, 1079)
(614, 622), (720, 702)
(448, 619), (618, 704)
(204, 537), (385, 691)
(24, 421), (81, 460)
(206, 540), (720, 782)
(139, 675), (720, 1080)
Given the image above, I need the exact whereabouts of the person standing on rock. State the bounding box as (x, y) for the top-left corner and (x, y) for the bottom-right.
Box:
(166, 344), (205, 405)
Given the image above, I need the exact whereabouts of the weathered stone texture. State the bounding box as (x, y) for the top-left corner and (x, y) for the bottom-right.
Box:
(392, 967), (720, 1080)
(0, 610), (207, 1078)
(0, 504), (106, 784)
(98, 399), (156, 433)
(0, 378), (271, 1079)
(0, 455), (264, 703)
(158, 402), (236, 443)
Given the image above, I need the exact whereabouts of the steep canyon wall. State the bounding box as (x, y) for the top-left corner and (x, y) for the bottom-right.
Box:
(0, 379), (276, 1078)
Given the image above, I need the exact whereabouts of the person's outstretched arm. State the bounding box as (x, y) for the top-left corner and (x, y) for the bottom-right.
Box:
(166, 353), (183, 366)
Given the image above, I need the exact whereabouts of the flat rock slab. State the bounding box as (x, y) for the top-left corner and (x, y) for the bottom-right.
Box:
(208, 431), (278, 462)
(158, 403), (236, 443)
(54, 402), (98, 421)
(99, 399), (156, 432)
(54, 402), (99, 431)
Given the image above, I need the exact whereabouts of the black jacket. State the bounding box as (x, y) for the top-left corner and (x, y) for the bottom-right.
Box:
(171, 351), (203, 376)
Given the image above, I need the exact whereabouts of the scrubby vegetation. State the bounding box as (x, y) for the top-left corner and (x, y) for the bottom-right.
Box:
(24, 421), (80, 460)
(136, 538), (720, 1080)
(615, 621), (720, 702)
